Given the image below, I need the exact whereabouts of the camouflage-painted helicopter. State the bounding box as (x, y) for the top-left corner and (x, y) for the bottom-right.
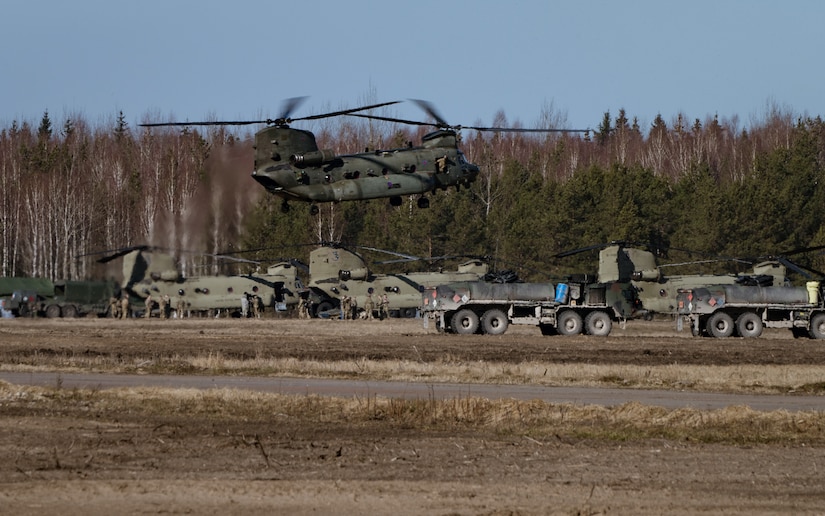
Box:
(223, 243), (491, 318)
(304, 244), (489, 318)
(140, 98), (587, 214)
(90, 246), (304, 317)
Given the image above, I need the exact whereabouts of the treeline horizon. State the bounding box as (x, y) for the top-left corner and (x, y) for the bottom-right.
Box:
(1, 104), (824, 284)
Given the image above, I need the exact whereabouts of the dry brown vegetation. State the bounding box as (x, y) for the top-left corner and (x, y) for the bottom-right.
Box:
(2, 317), (825, 513)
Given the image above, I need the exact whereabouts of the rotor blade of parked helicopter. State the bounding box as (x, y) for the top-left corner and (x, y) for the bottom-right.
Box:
(76, 244), (148, 259)
(355, 246), (421, 262)
(771, 243), (825, 258)
(657, 258), (752, 269)
(552, 242), (616, 258)
(86, 245), (154, 263)
(371, 252), (488, 266)
(775, 257), (814, 279)
(205, 254), (261, 265)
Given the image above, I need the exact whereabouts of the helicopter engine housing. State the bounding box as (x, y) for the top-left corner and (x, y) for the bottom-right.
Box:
(290, 149), (336, 169)
(339, 268), (369, 281)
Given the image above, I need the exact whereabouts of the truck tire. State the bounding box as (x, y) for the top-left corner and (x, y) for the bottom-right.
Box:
(45, 304), (62, 318)
(585, 311), (612, 336)
(809, 313), (825, 339)
(451, 309), (479, 335)
(735, 312), (763, 338)
(557, 310), (583, 336)
(706, 311), (734, 338)
(481, 309), (508, 335)
(62, 304), (78, 318)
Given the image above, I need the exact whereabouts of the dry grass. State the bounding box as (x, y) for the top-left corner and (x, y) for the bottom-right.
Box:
(3, 381), (824, 445)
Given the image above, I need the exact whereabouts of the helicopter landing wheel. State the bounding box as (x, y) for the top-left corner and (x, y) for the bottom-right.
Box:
(309, 204), (319, 215)
(280, 200), (290, 214)
(417, 197), (430, 209)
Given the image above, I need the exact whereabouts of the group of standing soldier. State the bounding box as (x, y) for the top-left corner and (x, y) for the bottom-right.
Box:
(109, 293), (187, 319)
(241, 292), (264, 318)
(338, 291), (390, 320)
(109, 295), (131, 319)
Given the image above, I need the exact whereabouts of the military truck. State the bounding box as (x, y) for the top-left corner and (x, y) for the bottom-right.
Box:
(0, 277), (117, 318)
(420, 278), (638, 336)
(676, 281), (825, 338)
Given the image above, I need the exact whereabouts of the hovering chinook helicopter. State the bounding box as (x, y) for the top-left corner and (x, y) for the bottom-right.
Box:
(90, 245), (304, 316)
(140, 98), (587, 214)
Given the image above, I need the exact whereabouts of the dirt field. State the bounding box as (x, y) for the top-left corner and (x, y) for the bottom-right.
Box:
(2, 316), (825, 514)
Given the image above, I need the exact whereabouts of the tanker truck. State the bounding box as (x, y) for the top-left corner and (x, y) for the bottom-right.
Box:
(420, 278), (638, 336)
(676, 281), (825, 338)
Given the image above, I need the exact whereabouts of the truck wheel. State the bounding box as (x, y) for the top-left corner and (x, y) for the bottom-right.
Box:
(62, 305), (78, 318)
(585, 311), (612, 336)
(451, 309), (479, 335)
(809, 313), (825, 339)
(706, 311), (734, 338)
(45, 304), (62, 318)
(735, 312), (763, 338)
(481, 309), (509, 335)
(401, 307), (416, 318)
(557, 310), (583, 336)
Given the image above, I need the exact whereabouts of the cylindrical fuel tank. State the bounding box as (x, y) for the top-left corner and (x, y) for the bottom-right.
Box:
(722, 285), (809, 304)
(467, 282), (555, 302)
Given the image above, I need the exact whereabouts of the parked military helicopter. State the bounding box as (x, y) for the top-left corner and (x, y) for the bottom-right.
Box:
(559, 242), (824, 318)
(226, 243), (491, 318)
(140, 98), (587, 214)
(90, 245), (304, 317)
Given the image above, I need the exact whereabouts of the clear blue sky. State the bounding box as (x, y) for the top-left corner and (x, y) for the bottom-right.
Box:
(2, 0), (823, 133)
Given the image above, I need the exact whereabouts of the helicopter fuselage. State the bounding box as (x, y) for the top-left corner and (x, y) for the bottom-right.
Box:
(251, 127), (479, 204)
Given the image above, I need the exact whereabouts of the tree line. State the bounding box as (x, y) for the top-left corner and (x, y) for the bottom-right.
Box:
(2, 105), (824, 284)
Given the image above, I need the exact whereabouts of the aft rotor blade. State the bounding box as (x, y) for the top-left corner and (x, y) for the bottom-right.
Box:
(465, 125), (590, 133)
(410, 99), (449, 127)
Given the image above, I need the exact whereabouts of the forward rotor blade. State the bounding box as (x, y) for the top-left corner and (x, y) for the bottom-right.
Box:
(140, 100), (401, 128)
(278, 96), (309, 120)
(140, 119), (269, 127)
